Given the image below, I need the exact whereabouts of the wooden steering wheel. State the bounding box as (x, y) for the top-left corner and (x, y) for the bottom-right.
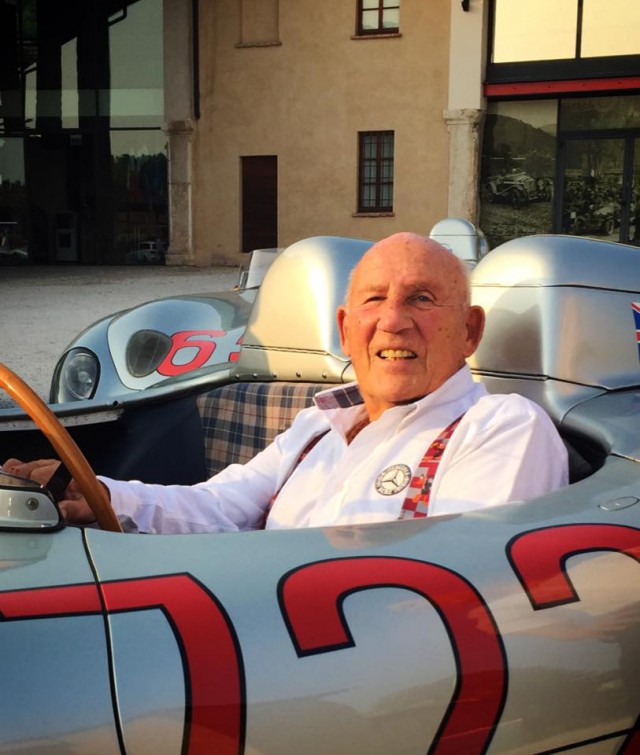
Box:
(0, 363), (122, 532)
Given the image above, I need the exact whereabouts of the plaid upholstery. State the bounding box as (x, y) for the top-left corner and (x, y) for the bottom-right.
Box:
(197, 382), (326, 477)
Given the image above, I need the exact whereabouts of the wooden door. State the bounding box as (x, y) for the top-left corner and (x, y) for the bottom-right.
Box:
(241, 156), (278, 253)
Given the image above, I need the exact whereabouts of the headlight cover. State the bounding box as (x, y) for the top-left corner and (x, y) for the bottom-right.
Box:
(53, 349), (100, 402)
(125, 329), (172, 377)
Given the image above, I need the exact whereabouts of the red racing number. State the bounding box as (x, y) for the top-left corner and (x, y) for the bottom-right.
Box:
(278, 556), (507, 754)
(508, 524), (640, 752)
(157, 330), (226, 377)
(229, 334), (244, 363)
(0, 574), (245, 755)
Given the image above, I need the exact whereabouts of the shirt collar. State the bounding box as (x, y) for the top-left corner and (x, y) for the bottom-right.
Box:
(314, 382), (364, 410)
(314, 364), (477, 414)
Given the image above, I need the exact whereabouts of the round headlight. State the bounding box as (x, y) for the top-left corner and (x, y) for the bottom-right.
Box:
(59, 349), (99, 400)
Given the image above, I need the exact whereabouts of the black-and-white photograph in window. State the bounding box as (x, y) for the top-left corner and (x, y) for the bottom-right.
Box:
(479, 100), (557, 249)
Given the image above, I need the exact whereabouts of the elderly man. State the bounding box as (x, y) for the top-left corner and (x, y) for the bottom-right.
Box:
(4, 232), (568, 532)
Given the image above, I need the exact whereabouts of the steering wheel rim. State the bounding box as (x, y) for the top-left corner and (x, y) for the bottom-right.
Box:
(0, 363), (122, 532)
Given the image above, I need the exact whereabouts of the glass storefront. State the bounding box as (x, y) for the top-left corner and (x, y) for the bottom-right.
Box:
(480, 95), (640, 249)
(0, 0), (166, 265)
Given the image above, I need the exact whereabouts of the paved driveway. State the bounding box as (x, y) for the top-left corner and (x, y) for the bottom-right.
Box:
(0, 264), (238, 407)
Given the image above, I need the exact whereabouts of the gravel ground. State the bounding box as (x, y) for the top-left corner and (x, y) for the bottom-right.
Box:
(0, 264), (239, 408)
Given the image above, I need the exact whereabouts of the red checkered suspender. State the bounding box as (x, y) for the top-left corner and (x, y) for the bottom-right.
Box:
(262, 414), (464, 527)
(399, 414), (464, 519)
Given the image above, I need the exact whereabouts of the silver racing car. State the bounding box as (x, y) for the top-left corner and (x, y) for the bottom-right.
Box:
(0, 231), (638, 754)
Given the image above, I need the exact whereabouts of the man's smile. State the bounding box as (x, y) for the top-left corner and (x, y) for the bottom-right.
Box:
(377, 349), (417, 360)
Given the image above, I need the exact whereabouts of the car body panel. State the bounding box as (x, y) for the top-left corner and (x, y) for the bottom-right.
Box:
(237, 236), (372, 383)
(429, 217), (489, 267)
(470, 234), (640, 392)
(0, 231), (639, 753)
(126, 240), (166, 265)
(107, 290), (253, 391)
(563, 389), (640, 462)
(0, 528), (122, 754)
(51, 289), (254, 403)
(0, 475), (637, 754)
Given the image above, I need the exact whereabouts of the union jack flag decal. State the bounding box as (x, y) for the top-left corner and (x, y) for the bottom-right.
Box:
(633, 302), (640, 362)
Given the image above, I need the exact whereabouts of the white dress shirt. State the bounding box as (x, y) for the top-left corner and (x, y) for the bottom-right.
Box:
(101, 366), (568, 534)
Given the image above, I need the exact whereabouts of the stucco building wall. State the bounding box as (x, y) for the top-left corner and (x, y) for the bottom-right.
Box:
(191, 0), (451, 266)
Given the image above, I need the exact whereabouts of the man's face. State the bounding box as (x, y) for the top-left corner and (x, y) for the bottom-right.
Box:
(337, 233), (484, 421)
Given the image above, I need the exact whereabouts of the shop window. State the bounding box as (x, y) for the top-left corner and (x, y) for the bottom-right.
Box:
(488, 0), (640, 82)
(356, 0), (400, 36)
(108, 0), (164, 128)
(492, 0), (577, 63)
(0, 137), (28, 264)
(581, 0), (640, 58)
(4, 0), (164, 133)
(479, 101), (556, 248)
(111, 130), (168, 264)
(239, 0), (280, 47)
(560, 94), (640, 131)
(357, 131), (394, 213)
(556, 97), (640, 245)
(560, 138), (625, 239)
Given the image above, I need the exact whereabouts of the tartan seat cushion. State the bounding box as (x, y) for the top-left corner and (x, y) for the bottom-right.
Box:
(197, 382), (326, 477)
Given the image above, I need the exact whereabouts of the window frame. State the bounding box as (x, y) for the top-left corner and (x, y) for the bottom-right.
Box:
(357, 130), (394, 214)
(486, 0), (640, 84)
(355, 0), (400, 37)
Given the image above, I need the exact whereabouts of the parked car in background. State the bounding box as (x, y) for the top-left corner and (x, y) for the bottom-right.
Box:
(0, 246), (29, 263)
(125, 240), (166, 265)
(0, 221), (29, 263)
(0, 232), (638, 753)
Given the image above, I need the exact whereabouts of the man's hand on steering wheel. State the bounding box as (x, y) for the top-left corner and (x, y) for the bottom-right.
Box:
(2, 458), (97, 524)
(0, 363), (121, 531)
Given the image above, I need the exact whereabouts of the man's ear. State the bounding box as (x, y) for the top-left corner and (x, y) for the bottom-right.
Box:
(337, 305), (351, 356)
(463, 305), (485, 358)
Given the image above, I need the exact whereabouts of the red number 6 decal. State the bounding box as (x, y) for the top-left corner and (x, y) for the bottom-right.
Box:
(508, 523), (640, 752)
(157, 330), (225, 377)
(278, 556), (507, 754)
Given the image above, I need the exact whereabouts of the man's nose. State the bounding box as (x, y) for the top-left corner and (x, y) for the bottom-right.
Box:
(376, 299), (413, 331)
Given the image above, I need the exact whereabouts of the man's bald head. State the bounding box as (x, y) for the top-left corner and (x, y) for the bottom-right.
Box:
(337, 231), (484, 420)
(344, 232), (471, 311)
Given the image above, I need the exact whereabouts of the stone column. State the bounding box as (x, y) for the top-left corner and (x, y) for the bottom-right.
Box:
(164, 118), (194, 265)
(443, 108), (485, 225)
